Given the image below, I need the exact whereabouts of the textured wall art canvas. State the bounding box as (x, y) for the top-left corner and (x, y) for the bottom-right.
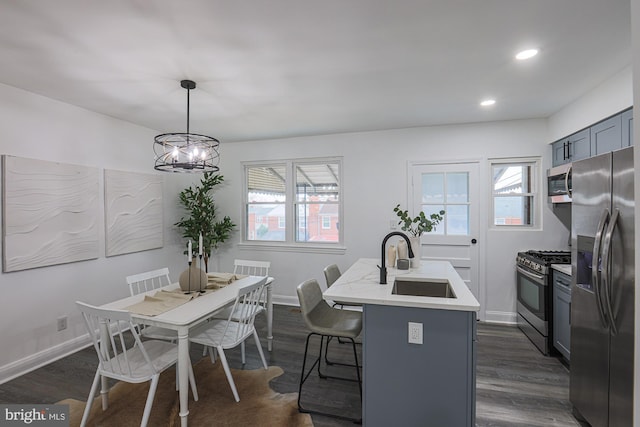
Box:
(2, 155), (100, 272)
(104, 169), (163, 257)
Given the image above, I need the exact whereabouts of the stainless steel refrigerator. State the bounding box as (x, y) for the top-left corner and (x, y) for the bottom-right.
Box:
(570, 146), (635, 427)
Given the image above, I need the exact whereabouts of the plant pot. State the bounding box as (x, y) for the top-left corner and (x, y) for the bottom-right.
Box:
(409, 236), (421, 268)
(179, 263), (207, 293)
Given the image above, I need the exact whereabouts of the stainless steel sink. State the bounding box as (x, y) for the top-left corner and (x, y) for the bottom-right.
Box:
(392, 278), (456, 298)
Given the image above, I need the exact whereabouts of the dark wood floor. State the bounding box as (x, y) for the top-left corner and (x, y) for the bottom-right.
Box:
(0, 305), (580, 426)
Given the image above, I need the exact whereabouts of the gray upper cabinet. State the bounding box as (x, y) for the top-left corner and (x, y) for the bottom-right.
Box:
(591, 114), (622, 155)
(621, 108), (634, 147)
(552, 140), (569, 166)
(551, 108), (633, 167)
(552, 129), (591, 166)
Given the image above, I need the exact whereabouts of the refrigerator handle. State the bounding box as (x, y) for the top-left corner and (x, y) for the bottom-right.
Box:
(592, 209), (610, 329)
(601, 209), (619, 336)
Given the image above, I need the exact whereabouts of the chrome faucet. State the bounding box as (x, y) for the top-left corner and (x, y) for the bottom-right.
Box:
(379, 231), (414, 284)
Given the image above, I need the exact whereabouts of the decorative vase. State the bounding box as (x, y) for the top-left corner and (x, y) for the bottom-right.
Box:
(386, 244), (397, 268)
(409, 236), (421, 268)
(397, 239), (408, 260)
(179, 263), (208, 293)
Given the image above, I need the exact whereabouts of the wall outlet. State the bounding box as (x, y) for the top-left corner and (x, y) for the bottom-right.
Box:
(57, 316), (68, 332)
(408, 322), (423, 344)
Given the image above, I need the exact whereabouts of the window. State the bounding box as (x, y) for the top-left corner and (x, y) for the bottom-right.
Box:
(243, 158), (342, 247)
(421, 171), (469, 235)
(491, 159), (540, 228)
(321, 215), (331, 229)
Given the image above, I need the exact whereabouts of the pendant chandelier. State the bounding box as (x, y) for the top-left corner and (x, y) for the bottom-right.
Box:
(154, 80), (220, 173)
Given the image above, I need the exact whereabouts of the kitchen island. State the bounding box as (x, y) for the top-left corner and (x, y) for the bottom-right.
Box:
(324, 258), (480, 427)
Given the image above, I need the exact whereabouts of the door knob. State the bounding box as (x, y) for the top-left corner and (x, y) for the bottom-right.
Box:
(471, 238), (477, 244)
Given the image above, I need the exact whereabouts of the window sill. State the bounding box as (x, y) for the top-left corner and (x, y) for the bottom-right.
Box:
(238, 242), (347, 255)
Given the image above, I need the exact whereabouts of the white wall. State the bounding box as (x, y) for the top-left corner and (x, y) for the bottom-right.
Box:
(0, 83), (197, 382)
(547, 66), (633, 142)
(213, 119), (569, 323)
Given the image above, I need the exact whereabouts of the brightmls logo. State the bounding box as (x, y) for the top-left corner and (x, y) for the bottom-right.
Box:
(0, 405), (68, 426)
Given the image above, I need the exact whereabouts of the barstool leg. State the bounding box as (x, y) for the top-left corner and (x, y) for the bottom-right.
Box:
(298, 332), (362, 423)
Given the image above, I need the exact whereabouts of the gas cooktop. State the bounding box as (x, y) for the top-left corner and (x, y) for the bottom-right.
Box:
(516, 250), (571, 274)
(523, 250), (571, 263)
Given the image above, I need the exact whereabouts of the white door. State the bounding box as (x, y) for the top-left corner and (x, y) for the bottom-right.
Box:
(411, 162), (481, 310)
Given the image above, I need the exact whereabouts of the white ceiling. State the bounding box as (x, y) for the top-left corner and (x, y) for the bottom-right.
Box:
(0, 0), (631, 143)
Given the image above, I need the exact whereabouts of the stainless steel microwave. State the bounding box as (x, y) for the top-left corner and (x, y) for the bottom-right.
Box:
(547, 163), (572, 203)
(547, 163), (571, 203)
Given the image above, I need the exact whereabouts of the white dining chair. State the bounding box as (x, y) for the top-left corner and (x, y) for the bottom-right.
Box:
(208, 259), (271, 361)
(232, 259), (271, 277)
(189, 277), (269, 402)
(126, 268), (177, 342)
(126, 268), (172, 295)
(232, 259), (270, 319)
(76, 301), (197, 427)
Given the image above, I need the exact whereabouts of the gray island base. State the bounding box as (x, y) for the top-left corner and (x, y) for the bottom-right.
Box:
(324, 258), (480, 426)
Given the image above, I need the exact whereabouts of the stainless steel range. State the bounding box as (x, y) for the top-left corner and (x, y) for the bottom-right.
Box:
(516, 250), (571, 355)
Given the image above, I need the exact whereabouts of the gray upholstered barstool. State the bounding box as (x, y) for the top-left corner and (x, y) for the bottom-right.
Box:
(296, 279), (362, 422)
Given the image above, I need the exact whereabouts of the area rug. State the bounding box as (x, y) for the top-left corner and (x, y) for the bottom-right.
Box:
(58, 359), (313, 427)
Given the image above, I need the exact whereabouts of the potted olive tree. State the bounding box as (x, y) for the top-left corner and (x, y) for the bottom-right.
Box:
(175, 172), (235, 272)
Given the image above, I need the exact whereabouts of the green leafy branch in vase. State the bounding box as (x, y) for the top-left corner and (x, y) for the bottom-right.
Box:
(393, 204), (445, 237)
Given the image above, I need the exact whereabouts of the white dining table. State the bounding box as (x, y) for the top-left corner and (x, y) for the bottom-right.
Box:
(100, 275), (274, 427)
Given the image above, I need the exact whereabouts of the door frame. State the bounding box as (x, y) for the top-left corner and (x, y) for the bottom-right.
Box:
(407, 158), (487, 321)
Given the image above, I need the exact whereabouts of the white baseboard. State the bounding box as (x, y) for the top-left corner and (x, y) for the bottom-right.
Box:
(483, 310), (518, 325)
(273, 295), (300, 307)
(0, 334), (92, 385)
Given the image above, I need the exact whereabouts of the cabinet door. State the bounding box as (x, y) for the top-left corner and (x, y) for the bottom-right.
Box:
(591, 114), (622, 155)
(568, 128), (591, 162)
(552, 140), (569, 166)
(621, 108), (634, 147)
(553, 271), (571, 360)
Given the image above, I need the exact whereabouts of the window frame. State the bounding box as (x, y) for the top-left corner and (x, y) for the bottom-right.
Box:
(489, 157), (541, 230)
(241, 157), (345, 254)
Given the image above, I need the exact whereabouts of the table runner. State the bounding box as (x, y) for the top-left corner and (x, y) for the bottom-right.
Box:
(125, 289), (195, 316)
(206, 272), (248, 288)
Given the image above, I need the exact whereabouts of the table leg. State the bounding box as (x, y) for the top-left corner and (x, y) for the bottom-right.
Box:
(178, 329), (190, 427)
(267, 282), (273, 351)
(98, 322), (109, 410)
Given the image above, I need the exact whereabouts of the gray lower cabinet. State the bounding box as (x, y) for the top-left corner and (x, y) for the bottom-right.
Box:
(363, 304), (476, 427)
(553, 270), (571, 361)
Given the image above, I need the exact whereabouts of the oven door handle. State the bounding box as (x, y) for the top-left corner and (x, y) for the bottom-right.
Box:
(516, 265), (545, 283)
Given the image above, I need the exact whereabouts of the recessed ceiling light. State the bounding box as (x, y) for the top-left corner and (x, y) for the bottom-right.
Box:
(480, 99), (496, 107)
(515, 49), (539, 60)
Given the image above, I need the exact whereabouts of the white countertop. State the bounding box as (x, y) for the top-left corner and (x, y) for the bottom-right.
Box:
(551, 263), (572, 275)
(324, 258), (480, 312)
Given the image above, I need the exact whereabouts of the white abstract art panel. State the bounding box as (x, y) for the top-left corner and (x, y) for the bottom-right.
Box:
(104, 170), (163, 257)
(2, 155), (100, 272)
